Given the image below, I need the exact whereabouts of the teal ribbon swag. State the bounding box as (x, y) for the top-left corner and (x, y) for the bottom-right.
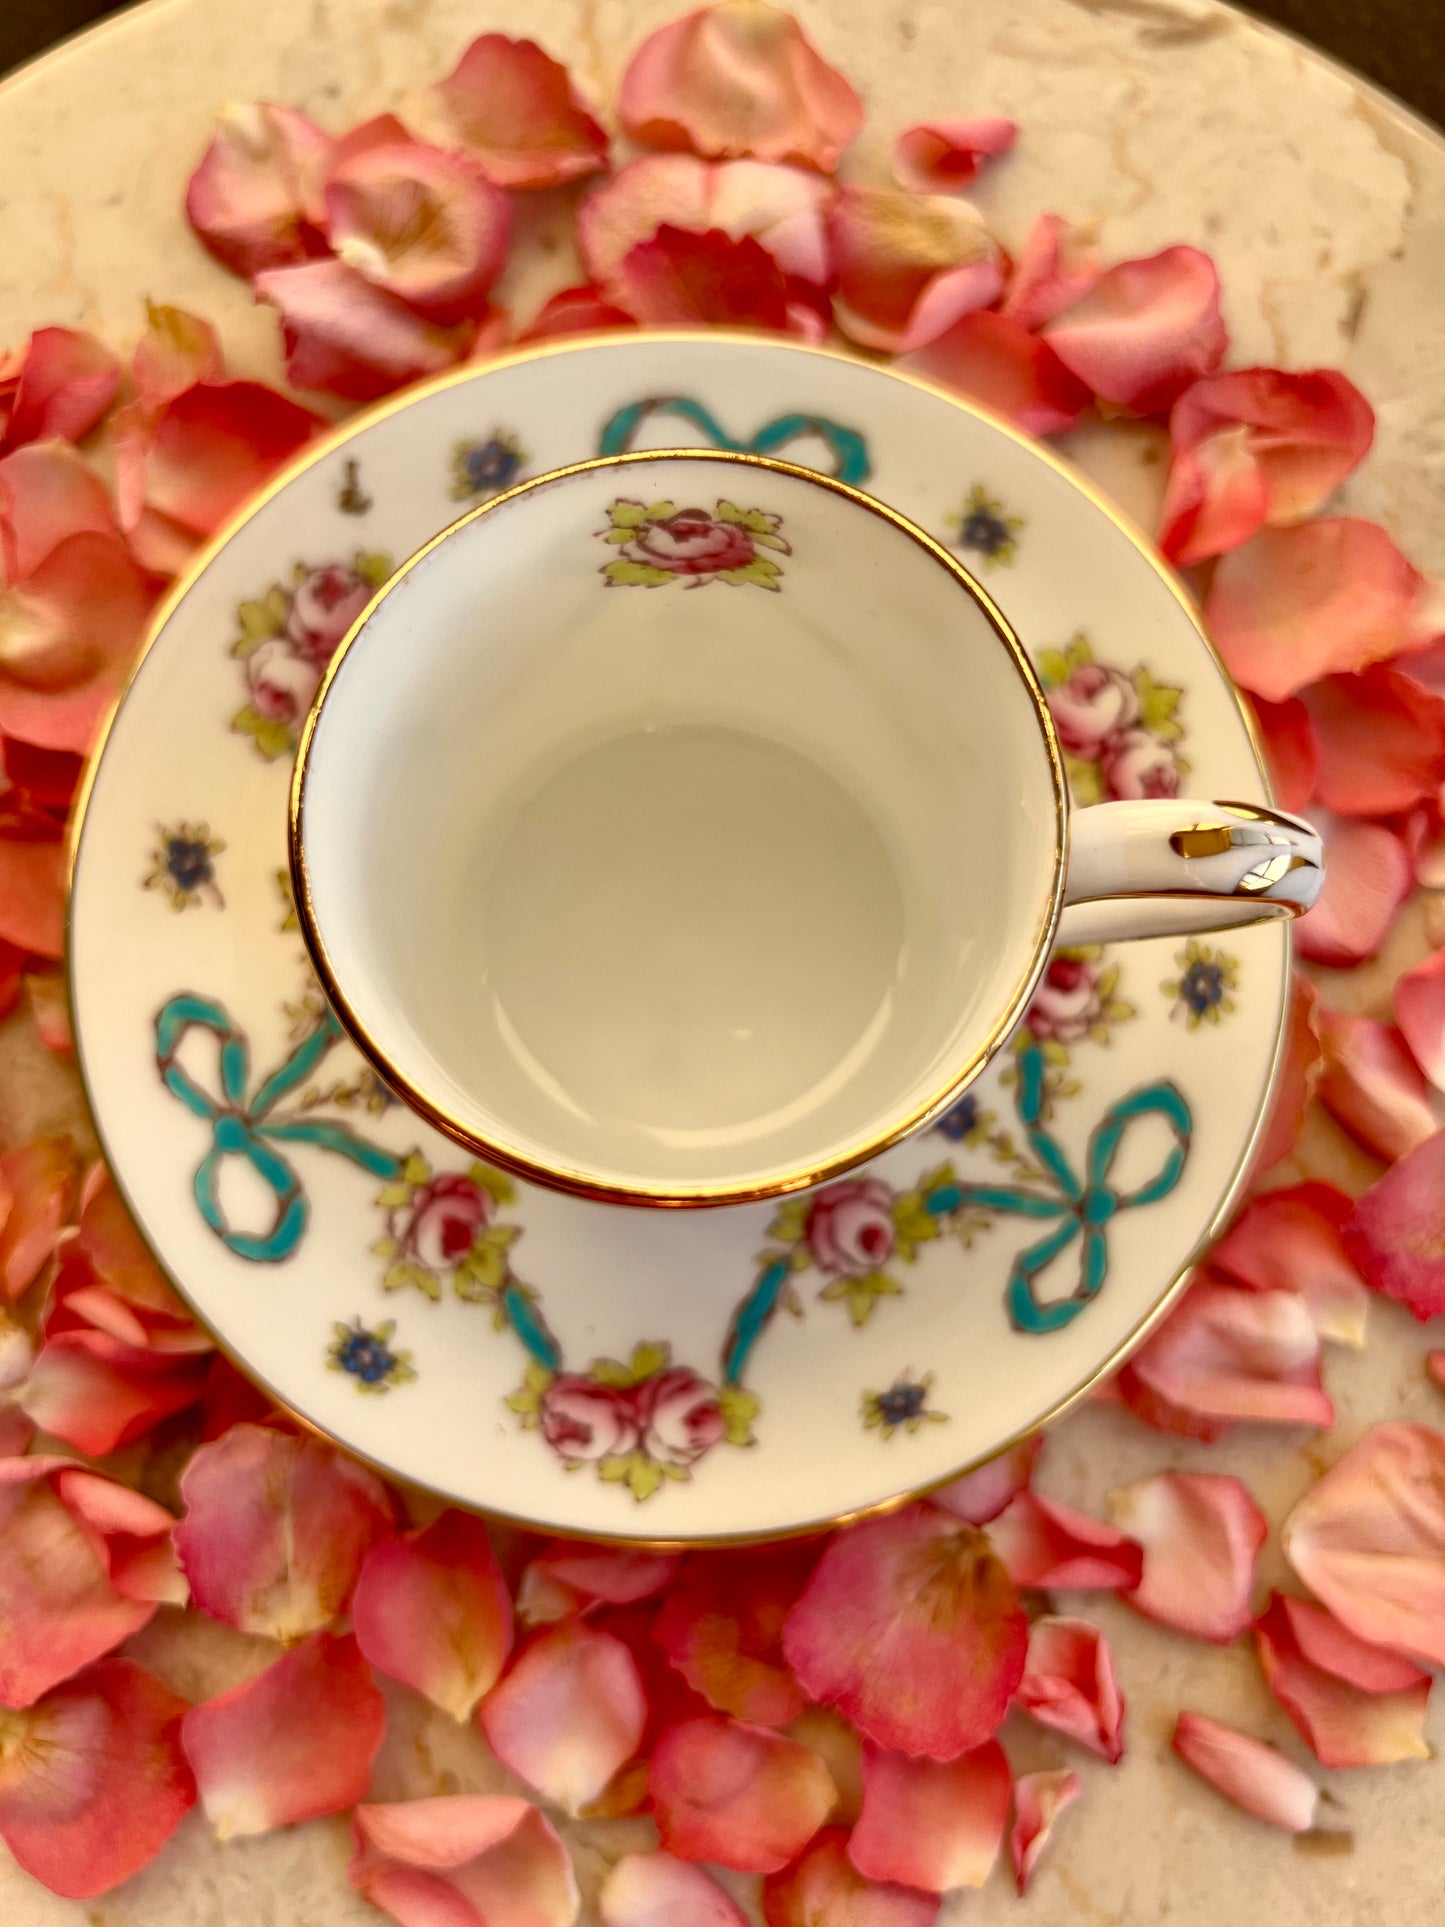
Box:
(600, 397), (871, 486)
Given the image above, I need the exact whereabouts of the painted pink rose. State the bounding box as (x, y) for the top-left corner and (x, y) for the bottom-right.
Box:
(286, 564), (373, 666)
(403, 1172), (491, 1270)
(539, 1375), (640, 1463)
(1026, 950), (1107, 1045)
(633, 509), (756, 576)
(1102, 728), (1182, 799)
(1049, 662), (1140, 756)
(246, 636), (321, 723)
(805, 1179), (897, 1276)
(638, 1367), (726, 1468)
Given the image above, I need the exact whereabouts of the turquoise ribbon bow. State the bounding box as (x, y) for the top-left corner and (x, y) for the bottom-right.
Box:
(156, 994), (402, 1263)
(600, 397), (871, 486)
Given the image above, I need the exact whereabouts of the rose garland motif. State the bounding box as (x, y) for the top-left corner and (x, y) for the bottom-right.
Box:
(229, 550), (392, 759)
(1040, 632), (1187, 806)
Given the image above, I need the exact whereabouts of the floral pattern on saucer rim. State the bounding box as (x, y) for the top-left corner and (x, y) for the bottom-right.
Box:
(70, 335), (1287, 1543)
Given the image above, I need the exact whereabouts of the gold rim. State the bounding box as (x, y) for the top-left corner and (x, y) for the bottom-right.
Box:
(289, 444), (1070, 1210)
(66, 329), (1290, 1546)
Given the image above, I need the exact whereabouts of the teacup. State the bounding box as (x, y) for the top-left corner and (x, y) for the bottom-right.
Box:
(290, 449), (1322, 1210)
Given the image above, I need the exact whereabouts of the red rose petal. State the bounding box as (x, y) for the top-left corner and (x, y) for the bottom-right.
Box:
(1041, 244), (1225, 414)
(1255, 1591), (1431, 1767)
(612, 225), (792, 331)
(985, 1489), (1144, 1591)
(620, 1), (863, 173)
(900, 309), (1092, 436)
(782, 1506), (1027, 1757)
(1317, 1010), (1443, 1163)
(1251, 972), (1323, 1175)
(0, 1659), (193, 1899)
(763, 1829), (938, 1927)
(1345, 1135), (1445, 1320)
(1122, 1280), (1333, 1436)
(2, 738), (82, 811)
(1305, 666), (1445, 815)
(0, 828), (66, 958)
(1111, 1472), (1267, 1643)
(351, 1795), (578, 1927)
(600, 1850), (749, 1927)
(1395, 945), (1445, 1091)
(827, 185), (1004, 354)
(1016, 1616), (1125, 1763)
(1210, 1182), (1369, 1348)
(654, 1543), (815, 1727)
(893, 117), (1017, 193)
(652, 1715), (834, 1872)
(1247, 694), (1319, 813)
(479, 1621), (646, 1812)
(255, 258), (475, 402)
(422, 34), (609, 188)
(0, 1135), (77, 1301)
(848, 1738), (1010, 1891)
(182, 1630), (384, 1838)
(931, 1435), (1041, 1526)
(1171, 1712), (1318, 1831)
(1009, 1769), (1081, 1896)
(352, 1510), (513, 1721)
(0, 440), (117, 581)
(518, 285), (638, 342)
(1000, 212), (1099, 332)
(174, 1422), (394, 1641)
(131, 302), (225, 407)
(185, 101), (332, 277)
(0, 327), (121, 453)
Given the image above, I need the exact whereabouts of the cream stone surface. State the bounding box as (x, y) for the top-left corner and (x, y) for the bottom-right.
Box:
(1, 0), (1442, 1921)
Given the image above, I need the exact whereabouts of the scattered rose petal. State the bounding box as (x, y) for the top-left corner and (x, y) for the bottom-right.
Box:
(1317, 1010), (1442, 1163)
(175, 1422), (393, 1642)
(20, 1334), (210, 1455)
(1396, 945), (1445, 1091)
(1009, 1769), (1081, 1896)
(185, 101), (332, 277)
(255, 258), (475, 402)
(613, 225), (792, 330)
(1303, 812), (1416, 969)
(2, 738), (81, 810)
(0, 440), (116, 581)
(1305, 666), (1445, 815)
(519, 285), (638, 341)
(131, 301), (224, 406)
(25, 967), (72, 1053)
(1272, 1589), (1430, 1692)
(0, 327), (121, 452)
(827, 186), (1004, 353)
(0, 1659), (193, 1898)
(1041, 245), (1225, 414)
(182, 1630), (384, 1839)
(893, 117), (1017, 193)
(1000, 212), (1099, 332)
(1344, 1129), (1445, 1321)
(479, 1622), (646, 1812)
(517, 1543), (679, 1626)
(1123, 1281), (1332, 1438)
(1431, 1352), (1445, 1392)
(1210, 1182), (1369, 1348)
(1171, 1712), (1318, 1831)
(0, 1135), (76, 1301)
(421, 34), (609, 188)
(848, 1738), (1010, 1891)
(985, 1489), (1144, 1591)
(1248, 694), (1319, 813)
(0, 824), (66, 958)
(1111, 1472), (1266, 1642)
(1255, 1591), (1431, 1767)
(764, 1830), (938, 1927)
(620, 1), (862, 173)
(654, 1543), (815, 1727)
(899, 310), (1092, 436)
(1252, 973), (1323, 1175)
(931, 1436), (1042, 1525)
(352, 1510), (512, 1721)
(351, 1795), (578, 1927)
(651, 1716), (834, 1871)
(600, 1851), (748, 1927)
(1016, 1617), (1125, 1763)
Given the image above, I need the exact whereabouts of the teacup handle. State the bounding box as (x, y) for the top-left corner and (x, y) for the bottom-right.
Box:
(1057, 798), (1324, 946)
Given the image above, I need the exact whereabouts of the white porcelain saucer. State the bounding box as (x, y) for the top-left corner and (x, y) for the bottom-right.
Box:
(69, 334), (1287, 1542)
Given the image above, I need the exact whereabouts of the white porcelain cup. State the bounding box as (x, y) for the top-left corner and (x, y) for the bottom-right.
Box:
(291, 449), (1322, 1209)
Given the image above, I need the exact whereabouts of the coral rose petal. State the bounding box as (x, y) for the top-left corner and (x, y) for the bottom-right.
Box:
(577, 154), (712, 282)
(654, 1543), (815, 1727)
(517, 1543), (678, 1626)
(255, 259), (475, 402)
(827, 186), (1003, 353)
(131, 302), (225, 406)
(1210, 1182), (1368, 1347)
(1247, 695), (1318, 813)
(1346, 1128), (1445, 1318)
(1016, 1616), (1125, 1763)
(1110, 1472), (1266, 1643)
(0, 1135), (76, 1300)
(0, 1659), (193, 1899)
(613, 225), (792, 330)
(519, 286), (638, 342)
(1009, 1769), (1081, 1896)
(931, 1436), (1041, 1525)
(1158, 420), (1266, 566)
(185, 101), (332, 277)
(20, 1332), (210, 1454)
(1255, 1591), (1431, 1767)
(0, 829), (66, 957)
(421, 34), (609, 189)
(1000, 212), (1099, 332)
(620, 1), (863, 172)
(782, 1506), (1027, 1756)
(1171, 1712), (1318, 1831)
(325, 140), (510, 323)
(183, 1630), (384, 1839)
(352, 1510), (513, 1721)
(1396, 945), (1445, 1090)
(351, 1793), (578, 1927)
(763, 1830), (938, 1927)
(651, 1716), (834, 1872)
(479, 1622), (646, 1812)
(849, 1738), (1010, 1891)
(1124, 1280), (1333, 1435)
(1041, 245), (1225, 414)
(1272, 1588), (1430, 1691)
(174, 1422), (394, 1641)
(1301, 812), (1415, 967)
(901, 309), (1092, 436)
(985, 1490), (1143, 1591)
(1252, 973), (1322, 1175)
(893, 117), (1017, 193)
(118, 379), (319, 543)
(0, 440), (116, 581)
(1306, 666), (1445, 815)
(0, 327), (121, 452)
(600, 1851), (748, 1927)
(1317, 1010), (1443, 1163)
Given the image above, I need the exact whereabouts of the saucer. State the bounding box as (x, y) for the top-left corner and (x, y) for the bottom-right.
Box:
(69, 334), (1287, 1543)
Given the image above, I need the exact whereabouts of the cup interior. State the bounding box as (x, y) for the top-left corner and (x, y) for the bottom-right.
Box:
(294, 452), (1065, 1203)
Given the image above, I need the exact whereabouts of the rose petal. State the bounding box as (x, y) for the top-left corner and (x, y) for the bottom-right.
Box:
(1171, 1712), (1318, 1832)
(1000, 212), (1100, 331)
(518, 285), (638, 342)
(1316, 1010), (1443, 1163)
(1303, 813), (1416, 968)
(1255, 1591), (1431, 1767)
(620, 1), (862, 173)
(352, 1510), (513, 1721)
(1009, 1769), (1081, 1896)
(651, 1716), (834, 1872)
(893, 117), (1017, 193)
(1210, 1182), (1369, 1348)
(131, 302), (225, 407)
(931, 1436), (1042, 1526)
(1395, 945), (1445, 1091)
(517, 1543), (679, 1627)
(763, 1830), (938, 1927)
(55, 1468), (185, 1606)
(420, 34), (609, 189)
(600, 1851), (748, 1927)
(0, 827), (66, 958)
(1122, 1281), (1333, 1437)
(2, 738), (82, 811)
(185, 101), (332, 277)
(174, 1422), (394, 1641)
(783, 1507), (1027, 1758)
(0, 328), (121, 453)
(1252, 972), (1323, 1176)
(255, 258), (474, 402)
(900, 310), (1092, 436)
(182, 1630), (384, 1839)
(612, 225), (792, 330)
(1304, 666), (1445, 815)
(1272, 1590), (1430, 1693)
(478, 1622), (646, 1812)
(20, 1332), (210, 1454)
(1345, 1129), (1445, 1319)
(115, 379), (320, 545)
(1041, 245), (1225, 414)
(985, 1490), (1144, 1591)
(0, 1136), (76, 1301)
(0, 440), (117, 581)
(351, 1795), (578, 1927)
(848, 1738), (1010, 1891)
(1110, 1472), (1267, 1643)
(0, 1659), (193, 1898)
(827, 186), (1004, 353)
(1206, 518), (1424, 702)
(1247, 695), (1318, 814)
(654, 1543), (815, 1727)
(1016, 1616), (1125, 1763)
(25, 968), (72, 1054)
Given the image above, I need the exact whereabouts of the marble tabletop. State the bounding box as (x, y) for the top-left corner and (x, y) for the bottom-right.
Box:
(0, 2), (1442, 1923)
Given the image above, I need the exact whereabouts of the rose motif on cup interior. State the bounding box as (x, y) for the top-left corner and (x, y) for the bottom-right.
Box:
(1036, 633), (1185, 809)
(805, 1179), (898, 1276)
(285, 563), (375, 666)
(539, 1373), (641, 1463)
(1048, 661), (1140, 757)
(1101, 727), (1182, 800)
(598, 497), (790, 590)
(638, 1366), (726, 1468)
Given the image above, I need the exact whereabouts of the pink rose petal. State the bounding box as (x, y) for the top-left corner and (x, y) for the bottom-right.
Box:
(174, 1422), (394, 1641)
(1247, 694), (1319, 814)
(985, 1490), (1144, 1591)
(352, 1510), (513, 1721)
(351, 1795), (578, 1927)
(931, 1436), (1041, 1526)
(1000, 212), (1100, 332)
(1251, 973), (1323, 1175)
(1255, 1591), (1431, 1767)
(255, 258), (475, 402)
(1171, 1712), (1318, 1832)
(1305, 666), (1445, 815)
(827, 186), (1004, 353)
(0, 1135), (77, 1301)
(1300, 813), (1416, 968)
(0, 327), (121, 452)
(1041, 245), (1225, 414)
(518, 285), (638, 342)
(479, 1621), (646, 1813)
(763, 1830), (938, 1927)
(0, 826), (66, 958)
(1395, 945), (1445, 1091)
(620, 1), (862, 173)
(1122, 1281), (1333, 1437)
(1317, 1010), (1443, 1163)
(612, 225), (792, 331)
(1272, 1590), (1431, 1693)
(182, 1630), (384, 1839)
(131, 302), (225, 407)
(185, 101), (332, 277)
(1009, 1769), (1081, 1896)
(900, 310), (1092, 436)
(848, 1738), (1010, 1891)
(782, 1506), (1028, 1757)
(1016, 1616), (1125, 1763)
(893, 117), (1017, 193)
(421, 34), (609, 188)
(600, 1851), (748, 1927)
(0, 440), (117, 581)
(517, 1542), (679, 1625)
(0, 1659), (193, 1898)
(1344, 1128), (1445, 1320)
(1111, 1472), (1266, 1643)
(20, 1332), (210, 1455)
(1210, 1182), (1369, 1348)
(652, 1716), (834, 1873)
(654, 1543), (815, 1727)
